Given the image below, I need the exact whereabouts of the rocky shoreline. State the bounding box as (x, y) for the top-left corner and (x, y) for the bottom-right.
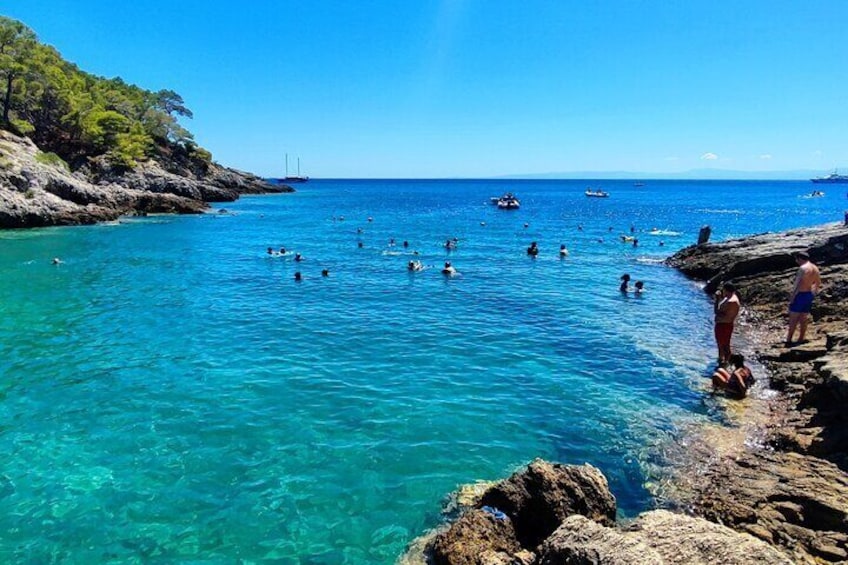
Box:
(401, 222), (848, 564)
(0, 130), (291, 229)
(665, 222), (848, 563)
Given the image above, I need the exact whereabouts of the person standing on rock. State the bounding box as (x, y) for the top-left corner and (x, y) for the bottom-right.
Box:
(714, 282), (740, 365)
(786, 251), (821, 347)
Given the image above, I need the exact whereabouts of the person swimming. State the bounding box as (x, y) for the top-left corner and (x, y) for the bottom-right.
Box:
(527, 241), (539, 257)
(267, 247), (274, 255)
(620, 273), (631, 292)
(279, 247), (287, 255)
(52, 257), (62, 265)
(634, 281), (644, 294)
(408, 260), (424, 272)
(321, 269), (329, 277)
(294, 272), (302, 281)
(442, 261), (456, 275)
(295, 253), (304, 262)
(559, 244), (568, 257)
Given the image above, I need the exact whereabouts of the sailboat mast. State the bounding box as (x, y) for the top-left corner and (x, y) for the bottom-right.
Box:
(285, 153), (289, 177)
(297, 157), (301, 177)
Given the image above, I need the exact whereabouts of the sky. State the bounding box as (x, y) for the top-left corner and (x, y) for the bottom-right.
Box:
(1, 1), (846, 178)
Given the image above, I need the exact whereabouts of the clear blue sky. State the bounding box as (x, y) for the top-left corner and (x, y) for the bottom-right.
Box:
(2, 1), (846, 178)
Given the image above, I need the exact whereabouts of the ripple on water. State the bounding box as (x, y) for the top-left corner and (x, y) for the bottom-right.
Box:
(1, 179), (842, 561)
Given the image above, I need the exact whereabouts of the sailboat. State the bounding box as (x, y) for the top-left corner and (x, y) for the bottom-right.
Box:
(283, 154), (309, 183)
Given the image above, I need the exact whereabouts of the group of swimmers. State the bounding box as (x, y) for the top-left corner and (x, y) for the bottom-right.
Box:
(619, 273), (645, 294)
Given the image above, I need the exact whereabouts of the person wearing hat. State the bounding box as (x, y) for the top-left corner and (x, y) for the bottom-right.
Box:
(786, 250), (821, 346)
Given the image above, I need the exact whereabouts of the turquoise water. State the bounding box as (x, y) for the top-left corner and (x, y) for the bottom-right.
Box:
(0, 179), (844, 562)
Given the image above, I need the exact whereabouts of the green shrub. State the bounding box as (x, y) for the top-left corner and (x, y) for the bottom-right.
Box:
(35, 151), (69, 170)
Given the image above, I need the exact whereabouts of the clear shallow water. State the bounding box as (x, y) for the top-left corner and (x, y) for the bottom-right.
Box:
(0, 179), (844, 562)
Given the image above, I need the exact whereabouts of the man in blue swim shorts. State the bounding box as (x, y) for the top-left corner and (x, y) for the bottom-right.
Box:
(786, 251), (821, 347)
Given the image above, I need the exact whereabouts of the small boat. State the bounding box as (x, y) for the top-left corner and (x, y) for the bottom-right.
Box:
(585, 188), (609, 198)
(811, 170), (848, 184)
(496, 193), (520, 209)
(633, 182), (645, 187)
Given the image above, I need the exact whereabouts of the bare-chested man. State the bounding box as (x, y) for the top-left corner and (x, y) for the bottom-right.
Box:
(714, 282), (740, 365)
(786, 250), (822, 346)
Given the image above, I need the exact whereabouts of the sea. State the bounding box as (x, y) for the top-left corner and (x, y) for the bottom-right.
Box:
(0, 179), (844, 563)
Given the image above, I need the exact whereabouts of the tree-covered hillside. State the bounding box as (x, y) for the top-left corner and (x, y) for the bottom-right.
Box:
(0, 15), (210, 171)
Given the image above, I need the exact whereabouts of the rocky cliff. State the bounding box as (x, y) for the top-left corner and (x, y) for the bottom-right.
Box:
(667, 222), (848, 563)
(0, 130), (291, 229)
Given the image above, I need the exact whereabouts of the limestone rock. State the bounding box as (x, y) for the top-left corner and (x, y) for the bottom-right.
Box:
(535, 514), (663, 564)
(478, 459), (617, 548)
(428, 509), (521, 565)
(0, 129), (289, 228)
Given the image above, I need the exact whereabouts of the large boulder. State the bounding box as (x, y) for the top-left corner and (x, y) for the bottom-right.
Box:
(478, 459), (616, 548)
(428, 509), (522, 565)
(535, 514), (662, 564)
(536, 511), (794, 564)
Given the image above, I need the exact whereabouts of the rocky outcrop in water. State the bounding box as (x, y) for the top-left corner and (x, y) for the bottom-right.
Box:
(668, 222), (848, 563)
(403, 460), (788, 564)
(0, 130), (291, 228)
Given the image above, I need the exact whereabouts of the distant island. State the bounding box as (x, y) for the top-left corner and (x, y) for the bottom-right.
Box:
(497, 168), (844, 181)
(0, 16), (289, 229)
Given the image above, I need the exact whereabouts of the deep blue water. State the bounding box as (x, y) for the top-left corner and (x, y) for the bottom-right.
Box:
(0, 179), (844, 562)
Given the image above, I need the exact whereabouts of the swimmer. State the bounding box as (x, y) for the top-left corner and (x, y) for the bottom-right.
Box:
(294, 272), (302, 281)
(632, 238), (638, 247)
(524, 222), (529, 229)
(339, 216), (345, 221)
(52, 257), (62, 265)
(295, 253), (303, 262)
(445, 239), (455, 250)
(357, 227), (363, 234)
(442, 261), (456, 275)
(357, 242), (363, 248)
(659, 241), (665, 247)
(634, 281), (644, 294)
(408, 260), (424, 272)
(480, 222), (486, 226)
(389, 238), (395, 246)
(279, 247), (286, 255)
(578, 224), (583, 231)
(630, 225), (635, 233)
(527, 241), (539, 257)
(620, 273), (631, 292)
(712, 353), (755, 398)
(267, 247), (274, 255)
(608, 226), (613, 232)
(403, 240), (409, 248)
(559, 244), (568, 257)
(321, 269), (329, 277)
(367, 216), (373, 223)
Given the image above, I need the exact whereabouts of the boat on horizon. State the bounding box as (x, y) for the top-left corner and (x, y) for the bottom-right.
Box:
(633, 182), (645, 187)
(282, 154), (309, 183)
(585, 188), (609, 198)
(811, 169), (848, 184)
(496, 193), (520, 209)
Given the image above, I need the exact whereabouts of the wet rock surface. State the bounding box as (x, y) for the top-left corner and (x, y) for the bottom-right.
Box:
(405, 460), (787, 565)
(0, 130), (291, 229)
(668, 222), (848, 563)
